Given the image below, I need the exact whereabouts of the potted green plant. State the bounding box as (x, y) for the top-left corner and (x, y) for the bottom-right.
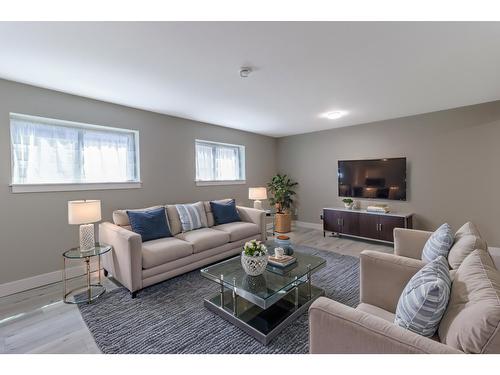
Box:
(342, 198), (354, 209)
(267, 174), (298, 233)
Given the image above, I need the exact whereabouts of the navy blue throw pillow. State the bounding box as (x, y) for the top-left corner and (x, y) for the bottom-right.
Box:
(127, 207), (172, 242)
(210, 199), (241, 225)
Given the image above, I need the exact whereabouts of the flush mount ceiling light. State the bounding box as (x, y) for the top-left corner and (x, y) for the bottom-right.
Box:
(239, 67), (252, 78)
(322, 110), (347, 120)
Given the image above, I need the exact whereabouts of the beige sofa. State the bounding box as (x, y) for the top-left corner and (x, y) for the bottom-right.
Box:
(309, 225), (500, 354)
(99, 201), (266, 297)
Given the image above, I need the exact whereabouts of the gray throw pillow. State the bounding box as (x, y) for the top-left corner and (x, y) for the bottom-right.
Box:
(422, 223), (453, 263)
(395, 256), (451, 337)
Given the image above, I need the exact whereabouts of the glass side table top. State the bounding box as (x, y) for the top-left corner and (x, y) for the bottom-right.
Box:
(63, 243), (111, 259)
(201, 250), (325, 309)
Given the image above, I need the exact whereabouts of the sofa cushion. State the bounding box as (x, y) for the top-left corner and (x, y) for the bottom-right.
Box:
(357, 303), (396, 322)
(213, 221), (260, 242)
(422, 223), (454, 263)
(127, 207), (172, 242)
(175, 228), (230, 253)
(176, 201), (208, 232)
(142, 237), (193, 269)
(395, 256), (451, 337)
(448, 222), (488, 269)
(166, 205), (182, 235)
(113, 205), (164, 226)
(438, 249), (500, 353)
(210, 199), (241, 225)
(204, 199), (232, 227)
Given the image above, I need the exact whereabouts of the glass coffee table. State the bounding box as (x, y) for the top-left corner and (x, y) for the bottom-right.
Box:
(200, 242), (326, 345)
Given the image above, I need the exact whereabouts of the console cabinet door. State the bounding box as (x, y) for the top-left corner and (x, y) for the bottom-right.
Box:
(323, 209), (341, 233)
(358, 214), (380, 240)
(338, 211), (360, 236)
(378, 216), (406, 242)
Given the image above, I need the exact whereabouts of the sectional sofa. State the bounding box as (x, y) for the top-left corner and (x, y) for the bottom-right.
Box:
(309, 224), (500, 354)
(99, 200), (266, 297)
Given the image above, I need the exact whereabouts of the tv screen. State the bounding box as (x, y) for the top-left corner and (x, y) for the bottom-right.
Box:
(338, 158), (407, 201)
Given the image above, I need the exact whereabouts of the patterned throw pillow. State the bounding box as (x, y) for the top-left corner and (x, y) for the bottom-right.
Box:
(422, 223), (454, 263)
(175, 201), (208, 232)
(395, 256), (451, 337)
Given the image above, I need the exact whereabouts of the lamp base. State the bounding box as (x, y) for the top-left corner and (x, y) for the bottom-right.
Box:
(253, 200), (263, 210)
(79, 223), (95, 251)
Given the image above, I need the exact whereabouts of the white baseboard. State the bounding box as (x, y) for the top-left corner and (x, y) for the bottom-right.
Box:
(293, 220), (323, 231)
(0, 260), (100, 298)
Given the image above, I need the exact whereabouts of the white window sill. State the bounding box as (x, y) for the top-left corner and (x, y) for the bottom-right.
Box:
(10, 182), (142, 193)
(195, 180), (246, 186)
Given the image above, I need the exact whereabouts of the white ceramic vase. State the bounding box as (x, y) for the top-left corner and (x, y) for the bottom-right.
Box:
(241, 252), (268, 276)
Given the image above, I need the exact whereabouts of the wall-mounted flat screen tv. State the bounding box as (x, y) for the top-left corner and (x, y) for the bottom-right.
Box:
(338, 157), (407, 201)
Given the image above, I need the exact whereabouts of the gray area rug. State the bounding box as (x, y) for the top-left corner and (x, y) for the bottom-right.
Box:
(79, 245), (359, 354)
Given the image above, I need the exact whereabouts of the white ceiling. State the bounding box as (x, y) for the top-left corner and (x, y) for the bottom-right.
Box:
(1, 22), (500, 137)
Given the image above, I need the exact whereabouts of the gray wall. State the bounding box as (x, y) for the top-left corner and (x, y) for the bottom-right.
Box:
(0, 79), (277, 284)
(277, 101), (500, 245)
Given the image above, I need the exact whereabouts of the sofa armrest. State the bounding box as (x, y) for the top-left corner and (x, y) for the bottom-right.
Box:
(99, 222), (143, 293)
(237, 206), (266, 241)
(309, 297), (460, 354)
(360, 250), (425, 312)
(394, 228), (432, 259)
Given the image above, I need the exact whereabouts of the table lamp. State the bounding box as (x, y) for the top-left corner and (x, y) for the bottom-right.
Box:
(248, 187), (267, 210)
(68, 200), (102, 251)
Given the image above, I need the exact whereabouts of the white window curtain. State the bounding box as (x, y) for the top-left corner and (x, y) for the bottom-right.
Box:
(10, 115), (139, 185)
(195, 140), (245, 181)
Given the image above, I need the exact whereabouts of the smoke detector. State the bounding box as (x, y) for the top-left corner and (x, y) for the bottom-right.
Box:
(239, 67), (252, 78)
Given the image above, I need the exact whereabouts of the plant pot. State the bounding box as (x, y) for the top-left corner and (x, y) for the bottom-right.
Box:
(241, 252), (268, 276)
(344, 203), (353, 209)
(275, 212), (292, 233)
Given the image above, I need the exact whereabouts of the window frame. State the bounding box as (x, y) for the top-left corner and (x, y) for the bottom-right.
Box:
(195, 139), (246, 186)
(9, 113), (141, 193)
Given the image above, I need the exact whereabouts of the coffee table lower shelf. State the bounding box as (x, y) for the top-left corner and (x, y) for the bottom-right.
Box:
(204, 283), (324, 345)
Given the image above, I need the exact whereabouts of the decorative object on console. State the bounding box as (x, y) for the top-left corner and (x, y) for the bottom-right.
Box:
(422, 223), (454, 263)
(241, 239), (268, 276)
(127, 207), (172, 242)
(248, 187), (267, 210)
(267, 174), (298, 233)
(395, 256), (452, 337)
(353, 200), (361, 209)
(68, 200), (102, 251)
(342, 198), (354, 209)
(366, 204), (390, 213)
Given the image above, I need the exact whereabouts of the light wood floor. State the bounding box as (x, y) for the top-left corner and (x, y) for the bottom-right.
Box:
(0, 227), (392, 354)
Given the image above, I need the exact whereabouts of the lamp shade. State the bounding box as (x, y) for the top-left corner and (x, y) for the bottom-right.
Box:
(68, 200), (102, 225)
(249, 187), (267, 200)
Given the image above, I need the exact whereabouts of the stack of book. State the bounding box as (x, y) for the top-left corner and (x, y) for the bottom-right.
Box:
(268, 254), (297, 268)
(366, 204), (390, 213)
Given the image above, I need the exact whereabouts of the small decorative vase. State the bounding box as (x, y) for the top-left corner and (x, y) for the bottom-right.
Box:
(241, 252), (268, 276)
(274, 235), (293, 255)
(344, 203), (353, 209)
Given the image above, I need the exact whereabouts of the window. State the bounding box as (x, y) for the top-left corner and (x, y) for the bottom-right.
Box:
(195, 140), (245, 185)
(10, 113), (140, 192)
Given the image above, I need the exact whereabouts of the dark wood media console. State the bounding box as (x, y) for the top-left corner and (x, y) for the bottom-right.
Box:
(322, 207), (413, 243)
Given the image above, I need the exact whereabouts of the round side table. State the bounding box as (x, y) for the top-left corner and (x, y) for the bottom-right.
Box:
(62, 243), (111, 304)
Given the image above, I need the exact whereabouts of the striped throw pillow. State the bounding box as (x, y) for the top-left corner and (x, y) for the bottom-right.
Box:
(175, 202), (208, 232)
(422, 223), (453, 263)
(395, 256), (451, 337)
